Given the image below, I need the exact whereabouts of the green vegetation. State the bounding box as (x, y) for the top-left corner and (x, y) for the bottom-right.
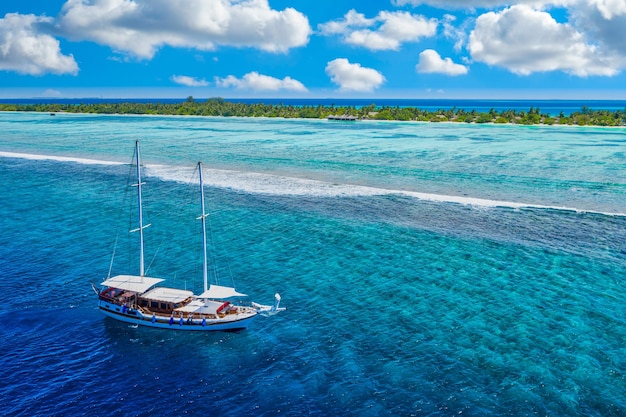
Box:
(1, 98), (625, 126)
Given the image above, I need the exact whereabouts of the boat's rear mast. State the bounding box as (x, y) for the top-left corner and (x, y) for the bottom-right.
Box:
(130, 140), (150, 278)
(198, 161), (209, 293)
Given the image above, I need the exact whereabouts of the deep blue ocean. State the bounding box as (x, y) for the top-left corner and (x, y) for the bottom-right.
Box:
(0, 111), (625, 416)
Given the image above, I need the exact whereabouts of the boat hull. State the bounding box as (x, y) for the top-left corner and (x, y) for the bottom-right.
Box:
(98, 300), (257, 332)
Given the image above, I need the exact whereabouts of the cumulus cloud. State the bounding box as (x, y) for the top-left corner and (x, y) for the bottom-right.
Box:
(0, 13), (78, 75)
(325, 58), (385, 92)
(417, 49), (468, 75)
(586, 0), (626, 19)
(214, 72), (307, 92)
(570, 0), (626, 57)
(171, 75), (208, 87)
(392, 0), (570, 8)
(318, 9), (373, 35)
(468, 5), (618, 76)
(318, 9), (437, 51)
(57, 0), (311, 59)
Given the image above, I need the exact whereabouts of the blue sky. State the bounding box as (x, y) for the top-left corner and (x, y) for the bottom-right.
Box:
(1, 0), (626, 99)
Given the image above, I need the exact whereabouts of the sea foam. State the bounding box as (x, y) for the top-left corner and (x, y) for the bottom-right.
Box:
(3, 151), (624, 217)
(0, 151), (124, 166)
(144, 164), (626, 217)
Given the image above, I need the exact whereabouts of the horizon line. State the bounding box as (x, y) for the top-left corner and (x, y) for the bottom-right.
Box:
(1, 97), (625, 103)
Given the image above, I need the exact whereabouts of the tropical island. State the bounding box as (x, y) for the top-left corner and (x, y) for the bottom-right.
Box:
(1, 97), (625, 126)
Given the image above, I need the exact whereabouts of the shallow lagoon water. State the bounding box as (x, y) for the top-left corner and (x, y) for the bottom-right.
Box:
(0, 112), (625, 416)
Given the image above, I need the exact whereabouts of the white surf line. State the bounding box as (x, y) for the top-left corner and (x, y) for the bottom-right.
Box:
(0, 151), (124, 166)
(145, 165), (626, 218)
(399, 190), (626, 217)
(8, 152), (620, 218)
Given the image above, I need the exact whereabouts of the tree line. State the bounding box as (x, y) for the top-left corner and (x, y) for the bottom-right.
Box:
(1, 97), (625, 126)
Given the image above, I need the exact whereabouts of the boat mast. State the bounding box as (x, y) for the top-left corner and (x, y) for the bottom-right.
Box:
(131, 140), (149, 278)
(198, 162), (209, 292)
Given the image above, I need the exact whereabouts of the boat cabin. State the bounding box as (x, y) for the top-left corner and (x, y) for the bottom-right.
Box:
(137, 287), (194, 313)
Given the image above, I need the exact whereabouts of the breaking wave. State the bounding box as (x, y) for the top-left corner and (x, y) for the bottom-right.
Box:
(0, 151), (124, 166)
(3, 151), (624, 217)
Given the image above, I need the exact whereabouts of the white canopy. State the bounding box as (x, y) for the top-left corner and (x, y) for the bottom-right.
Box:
(197, 285), (247, 299)
(141, 287), (193, 303)
(101, 274), (164, 293)
(175, 299), (223, 314)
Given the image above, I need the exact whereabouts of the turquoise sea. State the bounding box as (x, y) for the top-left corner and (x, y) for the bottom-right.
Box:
(0, 111), (625, 416)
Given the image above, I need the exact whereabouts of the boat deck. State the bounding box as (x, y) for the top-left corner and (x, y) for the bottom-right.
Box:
(99, 286), (253, 320)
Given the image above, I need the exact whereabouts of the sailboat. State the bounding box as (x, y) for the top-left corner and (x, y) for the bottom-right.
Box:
(93, 141), (284, 331)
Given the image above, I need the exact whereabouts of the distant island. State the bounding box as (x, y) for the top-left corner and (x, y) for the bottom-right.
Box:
(1, 96), (625, 126)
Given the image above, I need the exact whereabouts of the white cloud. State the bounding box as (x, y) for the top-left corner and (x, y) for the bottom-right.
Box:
(318, 9), (437, 51)
(442, 13), (467, 51)
(325, 58), (385, 92)
(57, 0), (311, 59)
(171, 75), (208, 87)
(0, 13), (78, 75)
(318, 9), (373, 35)
(570, 0), (626, 58)
(215, 72), (307, 92)
(586, 0), (626, 19)
(417, 49), (468, 75)
(392, 0), (571, 8)
(40, 89), (63, 97)
(468, 5), (618, 76)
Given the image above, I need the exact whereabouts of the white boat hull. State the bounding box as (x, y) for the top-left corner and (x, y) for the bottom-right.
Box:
(98, 300), (257, 332)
